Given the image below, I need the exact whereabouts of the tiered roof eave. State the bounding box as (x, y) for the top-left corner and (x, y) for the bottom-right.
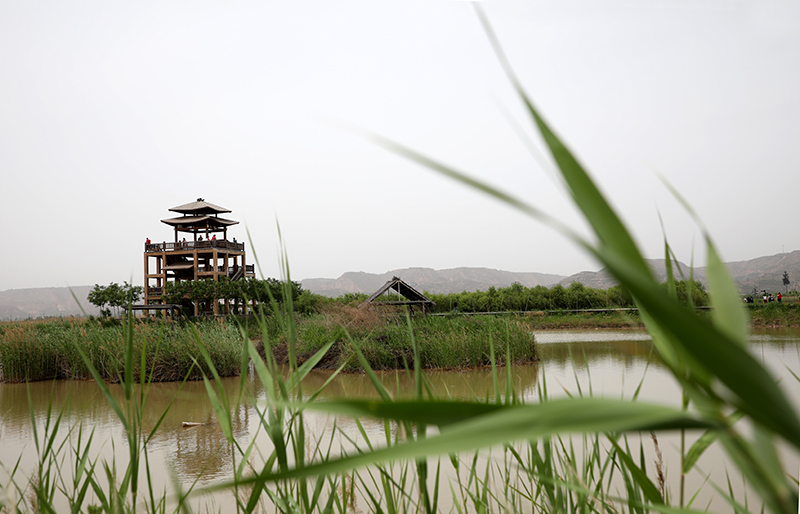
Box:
(160, 215), (239, 233)
(169, 198), (232, 215)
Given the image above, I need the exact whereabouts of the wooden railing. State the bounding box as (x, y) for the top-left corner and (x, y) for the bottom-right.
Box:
(145, 240), (244, 252)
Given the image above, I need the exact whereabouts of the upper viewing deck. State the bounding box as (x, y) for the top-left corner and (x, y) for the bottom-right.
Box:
(145, 240), (245, 253)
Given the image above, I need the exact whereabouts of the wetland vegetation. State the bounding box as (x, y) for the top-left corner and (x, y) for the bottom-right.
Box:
(2, 11), (800, 512)
(4, 284), (800, 384)
(0, 308), (538, 383)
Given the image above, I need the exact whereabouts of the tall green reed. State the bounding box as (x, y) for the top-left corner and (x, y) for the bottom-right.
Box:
(0, 319), (242, 383)
(292, 313), (536, 371)
(204, 6), (799, 513)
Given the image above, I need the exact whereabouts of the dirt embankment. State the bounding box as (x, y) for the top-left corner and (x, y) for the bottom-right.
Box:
(253, 338), (343, 370)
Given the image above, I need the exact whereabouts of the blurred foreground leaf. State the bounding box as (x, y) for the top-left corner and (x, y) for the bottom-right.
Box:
(209, 398), (714, 489)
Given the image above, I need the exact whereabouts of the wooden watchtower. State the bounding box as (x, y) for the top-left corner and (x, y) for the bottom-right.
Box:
(144, 198), (255, 316)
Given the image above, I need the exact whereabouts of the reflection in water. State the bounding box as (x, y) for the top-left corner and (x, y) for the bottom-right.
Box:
(533, 330), (653, 343)
(1, 328), (799, 511)
(536, 338), (661, 369)
(0, 378), (264, 486)
(302, 364), (540, 401)
(145, 381), (254, 481)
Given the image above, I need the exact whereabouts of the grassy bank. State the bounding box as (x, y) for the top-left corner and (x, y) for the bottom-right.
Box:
(5, 302), (795, 384)
(509, 309), (646, 329)
(747, 301), (800, 327)
(0, 317), (242, 383)
(263, 305), (537, 371)
(0, 310), (537, 381)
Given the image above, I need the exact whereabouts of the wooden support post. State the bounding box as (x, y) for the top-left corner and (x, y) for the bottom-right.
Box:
(212, 248), (219, 316)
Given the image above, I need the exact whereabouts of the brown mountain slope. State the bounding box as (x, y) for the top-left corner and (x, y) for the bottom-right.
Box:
(557, 251), (800, 294)
(302, 267), (565, 297)
(0, 286), (100, 320)
(720, 251), (800, 293)
(558, 260), (697, 290)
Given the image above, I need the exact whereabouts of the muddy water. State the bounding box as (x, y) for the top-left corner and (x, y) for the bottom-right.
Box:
(1, 328), (798, 510)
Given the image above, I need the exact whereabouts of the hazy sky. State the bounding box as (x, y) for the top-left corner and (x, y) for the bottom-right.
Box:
(2, 1), (799, 291)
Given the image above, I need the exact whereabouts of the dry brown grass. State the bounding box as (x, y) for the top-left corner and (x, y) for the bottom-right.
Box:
(0, 316), (85, 327)
(316, 303), (387, 333)
(1, 322), (36, 344)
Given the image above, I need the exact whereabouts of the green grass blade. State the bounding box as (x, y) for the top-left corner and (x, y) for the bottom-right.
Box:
(302, 399), (505, 428)
(683, 410), (744, 474)
(607, 437), (664, 505)
(205, 398), (714, 493)
(75, 347), (129, 432)
(705, 241), (749, 348)
(123, 306), (134, 400)
(474, 6), (651, 280)
(288, 341), (335, 392)
(355, 346), (393, 403)
(193, 356), (233, 443)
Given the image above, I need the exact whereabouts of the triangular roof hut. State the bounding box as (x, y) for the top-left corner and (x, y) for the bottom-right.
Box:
(363, 276), (436, 314)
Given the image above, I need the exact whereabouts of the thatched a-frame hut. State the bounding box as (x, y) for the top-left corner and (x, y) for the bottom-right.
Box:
(362, 276), (435, 314)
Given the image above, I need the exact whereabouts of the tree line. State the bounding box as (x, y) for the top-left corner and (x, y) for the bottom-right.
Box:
(323, 280), (708, 314)
(88, 278), (319, 317)
(161, 277), (321, 314)
(424, 280), (708, 313)
(88, 278), (708, 318)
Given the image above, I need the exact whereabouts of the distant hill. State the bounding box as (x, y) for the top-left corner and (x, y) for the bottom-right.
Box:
(558, 260), (699, 290)
(557, 251), (800, 294)
(714, 251), (800, 294)
(3, 252), (799, 319)
(301, 267), (566, 297)
(0, 286), (100, 320)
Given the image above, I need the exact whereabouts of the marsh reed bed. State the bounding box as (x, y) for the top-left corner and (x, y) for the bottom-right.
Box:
(0, 318), (242, 382)
(284, 305), (536, 371)
(0, 310), (535, 383)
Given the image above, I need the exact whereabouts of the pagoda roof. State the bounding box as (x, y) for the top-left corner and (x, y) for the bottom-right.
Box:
(160, 215), (239, 232)
(169, 198), (232, 215)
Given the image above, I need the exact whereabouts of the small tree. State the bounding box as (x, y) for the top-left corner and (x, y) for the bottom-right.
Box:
(783, 271), (790, 294)
(88, 281), (143, 317)
(162, 281), (191, 305)
(672, 279), (709, 308)
(88, 283), (113, 317)
(607, 284), (634, 308)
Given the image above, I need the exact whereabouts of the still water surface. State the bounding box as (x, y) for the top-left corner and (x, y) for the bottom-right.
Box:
(1, 328), (799, 510)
